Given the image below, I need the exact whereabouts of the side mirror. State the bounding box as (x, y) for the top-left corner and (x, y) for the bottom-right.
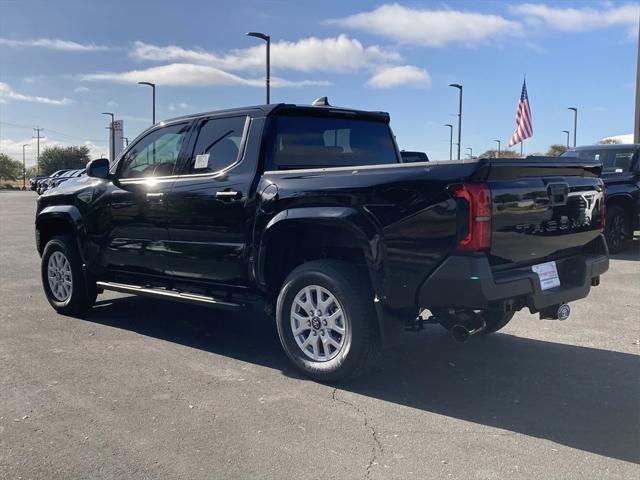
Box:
(86, 157), (110, 179)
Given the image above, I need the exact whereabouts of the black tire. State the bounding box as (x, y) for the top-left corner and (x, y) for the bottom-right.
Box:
(41, 234), (97, 315)
(436, 309), (515, 335)
(275, 260), (378, 383)
(605, 205), (629, 254)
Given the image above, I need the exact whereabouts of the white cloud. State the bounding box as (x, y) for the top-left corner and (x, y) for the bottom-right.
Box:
(80, 63), (330, 88)
(131, 35), (401, 73)
(0, 82), (72, 105)
(0, 37), (111, 51)
(511, 3), (640, 35)
(73, 86), (90, 93)
(327, 4), (522, 47)
(106, 100), (118, 107)
(168, 102), (191, 111)
(366, 65), (431, 89)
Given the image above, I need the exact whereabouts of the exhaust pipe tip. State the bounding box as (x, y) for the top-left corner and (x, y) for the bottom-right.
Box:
(451, 324), (471, 342)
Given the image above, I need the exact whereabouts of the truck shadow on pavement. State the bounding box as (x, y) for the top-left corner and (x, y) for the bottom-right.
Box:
(84, 296), (639, 465)
(610, 237), (640, 261)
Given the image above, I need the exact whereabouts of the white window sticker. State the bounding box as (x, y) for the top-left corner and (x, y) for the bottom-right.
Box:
(194, 154), (210, 169)
(532, 261), (561, 291)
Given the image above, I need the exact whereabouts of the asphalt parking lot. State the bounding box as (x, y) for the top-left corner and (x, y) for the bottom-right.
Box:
(1, 190), (638, 479)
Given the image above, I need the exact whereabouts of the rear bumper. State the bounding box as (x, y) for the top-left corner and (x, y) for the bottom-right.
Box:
(418, 234), (609, 313)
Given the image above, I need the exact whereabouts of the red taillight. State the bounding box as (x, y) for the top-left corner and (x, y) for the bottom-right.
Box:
(598, 178), (606, 232)
(450, 183), (492, 251)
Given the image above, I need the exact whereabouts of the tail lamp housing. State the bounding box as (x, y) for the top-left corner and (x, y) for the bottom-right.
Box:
(449, 183), (492, 251)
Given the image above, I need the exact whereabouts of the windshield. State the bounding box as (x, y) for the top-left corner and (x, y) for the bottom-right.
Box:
(266, 115), (398, 171)
(562, 147), (637, 173)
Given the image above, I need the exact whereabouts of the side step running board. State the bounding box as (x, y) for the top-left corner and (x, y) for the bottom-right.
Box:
(96, 281), (248, 310)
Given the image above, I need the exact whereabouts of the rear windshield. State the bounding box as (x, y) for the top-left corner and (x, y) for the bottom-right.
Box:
(265, 115), (398, 171)
(561, 147), (637, 173)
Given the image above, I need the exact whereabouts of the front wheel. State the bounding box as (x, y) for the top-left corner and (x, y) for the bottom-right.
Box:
(605, 206), (629, 254)
(275, 260), (378, 383)
(41, 235), (97, 315)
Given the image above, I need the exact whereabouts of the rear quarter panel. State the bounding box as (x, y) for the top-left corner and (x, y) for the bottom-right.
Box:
(257, 162), (474, 308)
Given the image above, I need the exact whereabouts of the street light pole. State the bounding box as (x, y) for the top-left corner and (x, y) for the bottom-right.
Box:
(102, 112), (115, 163)
(444, 124), (453, 161)
(448, 83), (462, 160)
(494, 139), (501, 158)
(33, 127), (43, 176)
(246, 32), (271, 104)
(568, 107), (578, 147)
(467, 147), (473, 159)
(22, 144), (29, 190)
(635, 22), (639, 143)
(137, 82), (156, 124)
(562, 130), (570, 149)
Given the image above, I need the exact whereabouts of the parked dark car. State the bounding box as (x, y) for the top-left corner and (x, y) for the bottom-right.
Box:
(400, 150), (429, 163)
(561, 144), (639, 253)
(35, 102), (608, 381)
(30, 176), (47, 192)
(45, 169), (86, 191)
(36, 169), (71, 195)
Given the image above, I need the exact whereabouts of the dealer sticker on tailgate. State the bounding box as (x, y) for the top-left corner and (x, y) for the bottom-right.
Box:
(532, 261), (560, 291)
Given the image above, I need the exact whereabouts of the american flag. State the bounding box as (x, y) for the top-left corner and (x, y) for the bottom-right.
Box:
(508, 80), (533, 147)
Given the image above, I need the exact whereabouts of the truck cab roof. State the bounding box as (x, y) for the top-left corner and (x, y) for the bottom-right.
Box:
(163, 103), (390, 125)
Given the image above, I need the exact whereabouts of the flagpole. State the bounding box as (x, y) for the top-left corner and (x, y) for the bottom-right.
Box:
(520, 140), (524, 158)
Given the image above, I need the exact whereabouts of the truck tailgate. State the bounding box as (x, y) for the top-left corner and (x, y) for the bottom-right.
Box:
(479, 158), (604, 267)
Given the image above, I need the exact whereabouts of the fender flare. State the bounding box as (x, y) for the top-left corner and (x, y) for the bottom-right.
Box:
(255, 206), (384, 292)
(35, 205), (85, 259)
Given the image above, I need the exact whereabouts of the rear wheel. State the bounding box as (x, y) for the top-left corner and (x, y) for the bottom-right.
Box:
(275, 260), (378, 383)
(436, 309), (515, 335)
(41, 235), (97, 315)
(605, 206), (629, 254)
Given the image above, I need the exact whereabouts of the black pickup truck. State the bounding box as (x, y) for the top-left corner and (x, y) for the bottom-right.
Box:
(35, 103), (609, 381)
(561, 144), (639, 253)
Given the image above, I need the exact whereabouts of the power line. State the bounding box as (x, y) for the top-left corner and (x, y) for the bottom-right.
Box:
(0, 121), (103, 143)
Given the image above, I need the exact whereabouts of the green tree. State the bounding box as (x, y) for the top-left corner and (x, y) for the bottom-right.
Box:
(477, 148), (521, 159)
(0, 153), (23, 181)
(39, 145), (90, 176)
(545, 144), (568, 156)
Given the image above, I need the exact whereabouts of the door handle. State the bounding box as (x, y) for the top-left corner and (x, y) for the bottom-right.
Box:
(146, 192), (164, 203)
(215, 190), (243, 201)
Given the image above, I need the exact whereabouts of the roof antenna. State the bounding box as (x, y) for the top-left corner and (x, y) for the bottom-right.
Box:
(312, 96), (331, 107)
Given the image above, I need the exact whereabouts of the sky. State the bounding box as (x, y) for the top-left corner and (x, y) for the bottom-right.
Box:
(0, 0), (638, 166)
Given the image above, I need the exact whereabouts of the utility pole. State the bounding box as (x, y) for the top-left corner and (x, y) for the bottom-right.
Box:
(449, 84), (463, 160)
(22, 144), (29, 190)
(33, 128), (43, 176)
